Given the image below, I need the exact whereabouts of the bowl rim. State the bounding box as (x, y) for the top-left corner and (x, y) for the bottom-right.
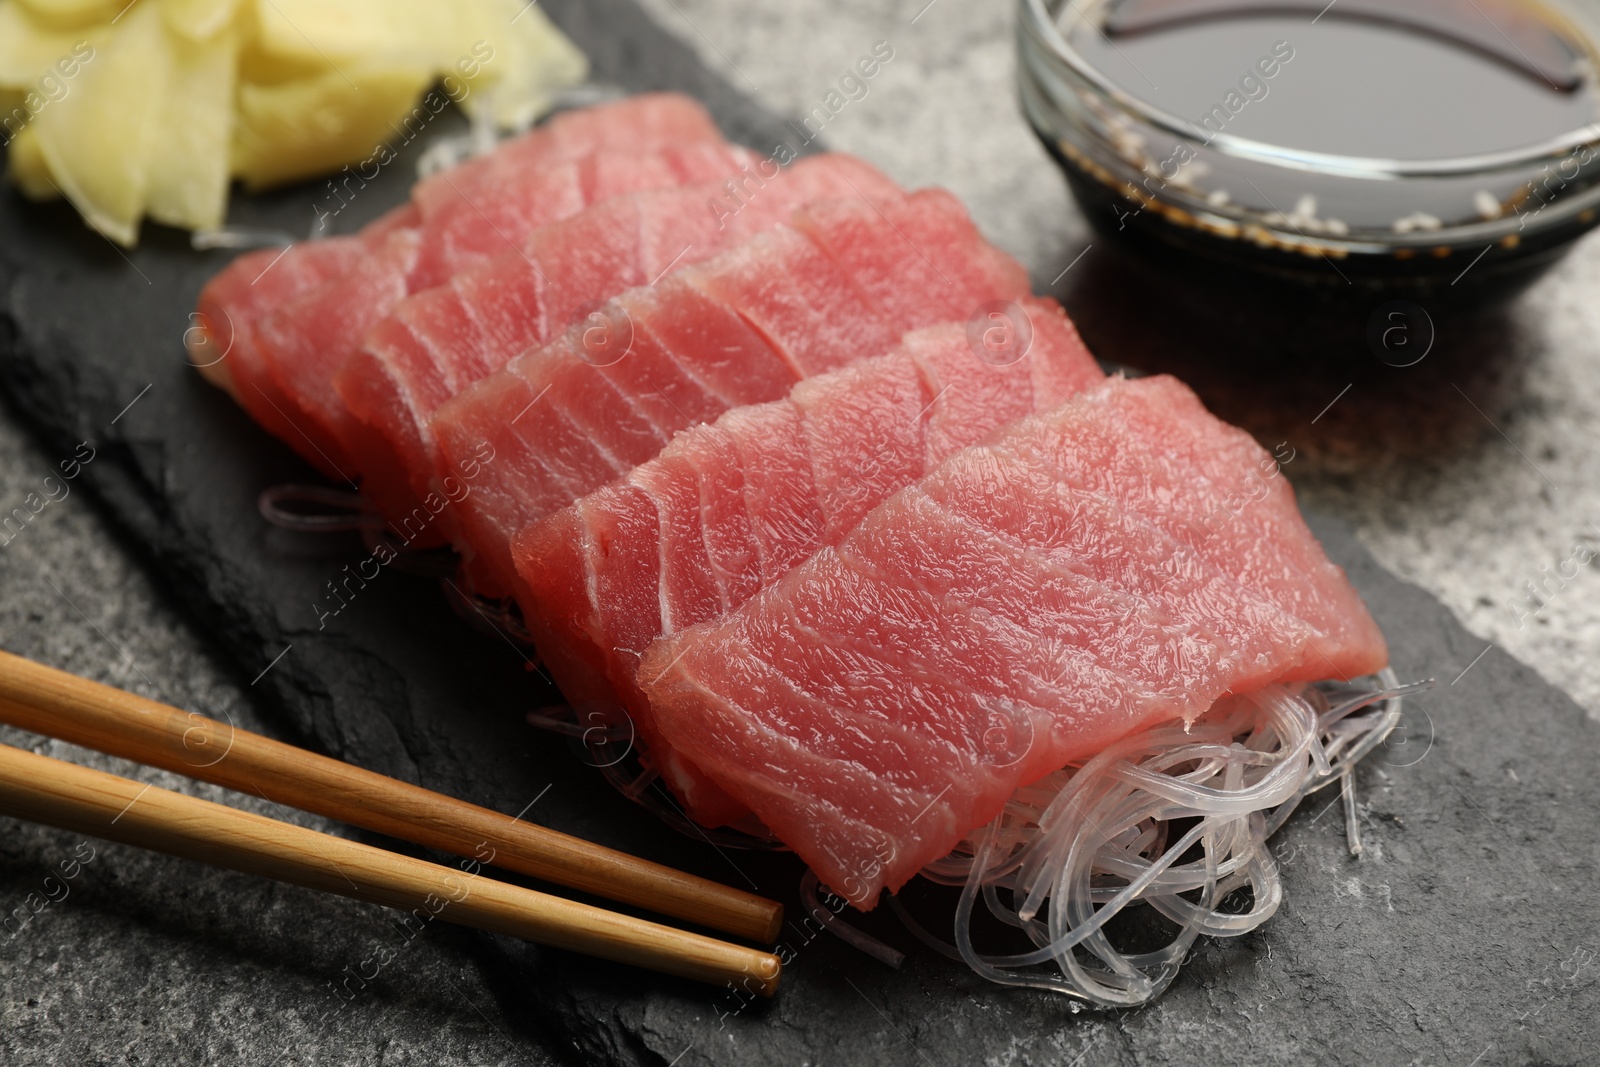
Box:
(1019, 0), (1600, 181)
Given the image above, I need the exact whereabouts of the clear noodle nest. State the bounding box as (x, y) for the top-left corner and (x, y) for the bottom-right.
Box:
(875, 670), (1429, 1009)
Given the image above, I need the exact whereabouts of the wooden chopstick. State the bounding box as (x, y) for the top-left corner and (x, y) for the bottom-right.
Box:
(0, 742), (780, 995)
(0, 649), (782, 944)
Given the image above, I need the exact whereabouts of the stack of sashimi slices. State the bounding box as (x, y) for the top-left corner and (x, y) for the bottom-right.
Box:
(191, 93), (1389, 927)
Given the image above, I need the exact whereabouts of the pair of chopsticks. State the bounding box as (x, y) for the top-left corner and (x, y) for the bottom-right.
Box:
(0, 649), (781, 996)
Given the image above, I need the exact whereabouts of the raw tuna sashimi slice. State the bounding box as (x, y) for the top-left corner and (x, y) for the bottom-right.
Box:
(431, 188), (1032, 597)
(187, 201), (417, 454)
(189, 93), (724, 465)
(993, 378), (1387, 682)
(1077, 380), (1388, 681)
(640, 375), (1388, 905)
(411, 93), (723, 219)
(255, 142), (759, 478)
(512, 299), (1105, 826)
(407, 141), (761, 287)
(335, 154), (903, 524)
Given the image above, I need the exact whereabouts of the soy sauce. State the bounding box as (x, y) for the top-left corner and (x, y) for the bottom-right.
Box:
(1072, 0), (1599, 161)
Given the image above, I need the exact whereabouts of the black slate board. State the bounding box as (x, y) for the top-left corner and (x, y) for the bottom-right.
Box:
(3, 4), (1600, 1064)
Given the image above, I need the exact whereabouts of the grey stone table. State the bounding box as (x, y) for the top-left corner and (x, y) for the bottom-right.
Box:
(3, 1), (1600, 1065)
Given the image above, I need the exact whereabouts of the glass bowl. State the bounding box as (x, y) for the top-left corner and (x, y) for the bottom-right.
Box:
(1017, 0), (1600, 289)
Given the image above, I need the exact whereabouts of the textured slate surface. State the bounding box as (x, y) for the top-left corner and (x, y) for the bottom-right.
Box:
(2, 1), (1599, 1063)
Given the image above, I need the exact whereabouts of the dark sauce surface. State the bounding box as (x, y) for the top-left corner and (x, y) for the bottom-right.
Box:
(1071, 0), (1599, 159)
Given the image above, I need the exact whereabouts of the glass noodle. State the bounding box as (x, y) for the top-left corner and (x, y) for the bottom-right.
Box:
(869, 671), (1427, 1008)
